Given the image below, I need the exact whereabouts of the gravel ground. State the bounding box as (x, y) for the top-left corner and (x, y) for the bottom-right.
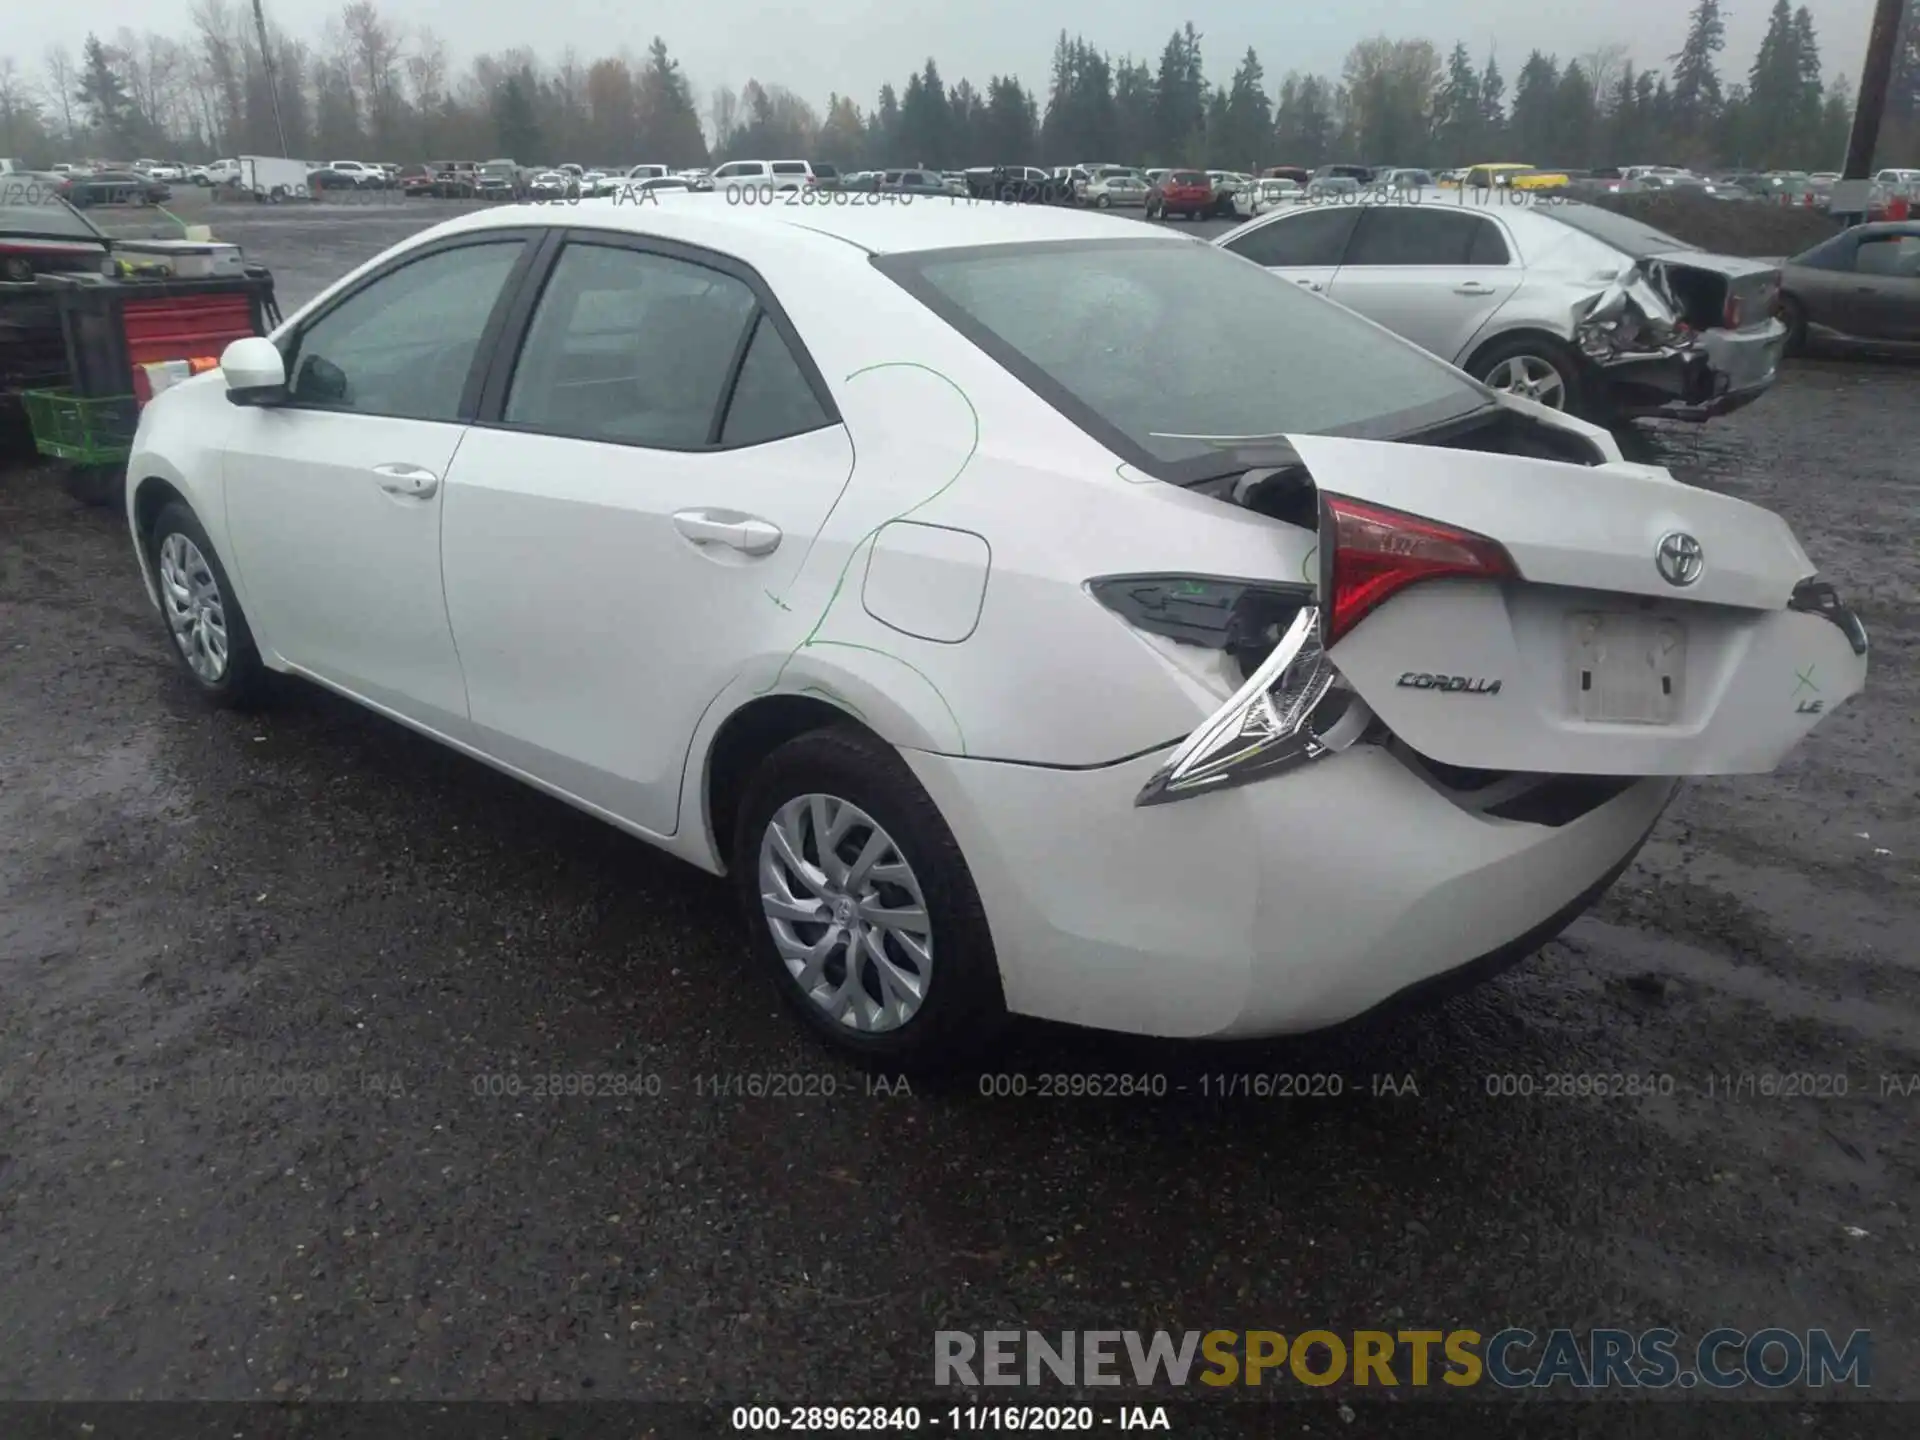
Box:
(0, 202), (1915, 1418)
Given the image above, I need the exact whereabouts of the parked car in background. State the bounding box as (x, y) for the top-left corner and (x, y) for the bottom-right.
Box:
(0, 180), (112, 281)
(1376, 168), (1436, 190)
(528, 170), (573, 199)
(1234, 176), (1305, 217)
(1462, 163), (1571, 192)
(1757, 171), (1817, 205)
(60, 170), (171, 207)
(1262, 165), (1312, 185)
(326, 161), (383, 187)
(1315, 163), (1375, 184)
(476, 160), (518, 200)
(1204, 172), (1252, 217)
(626, 164), (671, 182)
(124, 201), (1866, 1066)
(1145, 169), (1214, 220)
(1216, 189), (1786, 424)
(1083, 166), (1148, 208)
(1305, 175), (1362, 201)
(430, 161), (479, 198)
(398, 164), (437, 197)
(305, 166), (366, 193)
(962, 166), (1065, 202)
(1777, 221), (1920, 351)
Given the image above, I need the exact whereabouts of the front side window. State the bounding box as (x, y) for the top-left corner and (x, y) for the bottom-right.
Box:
(504, 242), (758, 448)
(286, 240), (524, 420)
(1222, 209), (1359, 268)
(879, 237), (1487, 478)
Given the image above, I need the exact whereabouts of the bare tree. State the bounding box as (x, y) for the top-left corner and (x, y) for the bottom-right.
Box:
(43, 45), (77, 144)
(190, 0), (245, 149)
(0, 58), (41, 155)
(340, 0), (403, 146)
(708, 84), (739, 150)
(1583, 43), (1630, 108)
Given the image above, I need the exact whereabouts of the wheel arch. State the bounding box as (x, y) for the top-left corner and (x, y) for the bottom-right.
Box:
(129, 473), (190, 608)
(1459, 322), (1582, 376)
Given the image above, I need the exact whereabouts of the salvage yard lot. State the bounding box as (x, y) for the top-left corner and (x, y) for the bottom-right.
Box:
(1, 199), (1916, 1406)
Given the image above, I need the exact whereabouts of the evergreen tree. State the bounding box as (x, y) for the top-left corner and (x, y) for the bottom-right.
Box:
(1150, 24), (1204, 163)
(1479, 51), (1507, 151)
(1508, 51), (1559, 159)
(980, 75), (1037, 161)
(1670, 0), (1726, 137)
(637, 38), (706, 165)
(1554, 60), (1595, 165)
(1434, 43), (1484, 161)
(75, 33), (132, 145)
(492, 68), (541, 159)
(1220, 48), (1271, 170)
(1112, 59), (1154, 163)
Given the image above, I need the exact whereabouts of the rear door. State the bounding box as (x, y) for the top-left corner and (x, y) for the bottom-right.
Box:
(438, 231), (852, 836)
(1286, 433), (1867, 776)
(1324, 206), (1522, 363)
(1216, 207), (1359, 295)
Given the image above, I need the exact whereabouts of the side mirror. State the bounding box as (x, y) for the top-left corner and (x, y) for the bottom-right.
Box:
(221, 335), (288, 406)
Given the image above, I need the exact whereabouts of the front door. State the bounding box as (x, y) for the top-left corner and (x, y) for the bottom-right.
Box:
(1216, 206), (1360, 297)
(221, 236), (529, 734)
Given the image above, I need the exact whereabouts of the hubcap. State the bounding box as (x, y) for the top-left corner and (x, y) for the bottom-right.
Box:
(757, 794), (933, 1033)
(157, 531), (230, 683)
(1484, 354), (1568, 409)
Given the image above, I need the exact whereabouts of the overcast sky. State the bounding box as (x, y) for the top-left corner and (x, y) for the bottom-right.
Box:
(13, 0), (1880, 112)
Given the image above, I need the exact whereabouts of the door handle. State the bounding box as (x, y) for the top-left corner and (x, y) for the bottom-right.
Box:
(1453, 282), (1497, 295)
(1294, 278), (1323, 291)
(372, 463), (439, 499)
(672, 508), (783, 556)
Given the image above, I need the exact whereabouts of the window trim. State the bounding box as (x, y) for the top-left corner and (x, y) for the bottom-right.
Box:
(276, 228), (545, 422)
(469, 227), (841, 454)
(1341, 206), (1514, 268)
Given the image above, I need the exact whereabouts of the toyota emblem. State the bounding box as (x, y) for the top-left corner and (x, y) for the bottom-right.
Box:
(1655, 531), (1704, 587)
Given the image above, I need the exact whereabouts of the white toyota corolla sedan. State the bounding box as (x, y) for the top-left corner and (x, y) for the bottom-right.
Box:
(124, 198), (1868, 1066)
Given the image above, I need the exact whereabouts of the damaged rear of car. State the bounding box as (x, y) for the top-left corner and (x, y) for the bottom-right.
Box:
(1552, 202), (1786, 420)
(1212, 190), (1788, 425)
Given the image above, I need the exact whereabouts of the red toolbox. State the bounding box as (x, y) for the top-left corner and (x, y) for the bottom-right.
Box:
(38, 269), (282, 408)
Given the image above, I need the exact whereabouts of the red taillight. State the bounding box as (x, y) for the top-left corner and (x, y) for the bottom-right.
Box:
(1724, 294), (1744, 328)
(1320, 494), (1518, 644)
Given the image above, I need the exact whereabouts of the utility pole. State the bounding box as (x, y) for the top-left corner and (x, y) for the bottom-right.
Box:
(1844, 0), (1906, 178)
(251, 0), (291, 157)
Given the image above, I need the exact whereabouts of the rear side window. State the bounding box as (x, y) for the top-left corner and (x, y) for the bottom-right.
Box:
(771, 162), (808, 176)
(720, 315), (832, 447)
(1344, 208), (1509, 266)
(503, 242), (757, 448)
(1222, 209), (1359, 268)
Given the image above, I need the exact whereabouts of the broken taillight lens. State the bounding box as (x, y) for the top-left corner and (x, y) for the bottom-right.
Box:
(1320, 494), (1518, 645)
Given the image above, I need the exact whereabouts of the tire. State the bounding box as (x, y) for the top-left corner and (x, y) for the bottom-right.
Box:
(146, 500), (268, 708)
(1779, 294), (1808, 357)
(1095, 193), (1111, 209)
(1467, 332), (1590, 419)
(732, 725), (1006, 1070)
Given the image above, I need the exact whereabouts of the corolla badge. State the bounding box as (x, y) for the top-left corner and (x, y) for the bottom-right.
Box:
(1656, 531), (1705, 587)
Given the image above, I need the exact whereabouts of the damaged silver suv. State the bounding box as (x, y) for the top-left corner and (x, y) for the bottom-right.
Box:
(1213, 189), (1786, 425)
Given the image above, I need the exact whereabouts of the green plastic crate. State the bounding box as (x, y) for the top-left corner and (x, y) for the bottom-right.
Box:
(19, 387), (138, 465)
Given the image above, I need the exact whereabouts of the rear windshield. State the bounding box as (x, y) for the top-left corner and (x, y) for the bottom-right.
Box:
(1544, 201), (1696, 257)
(876, 237), (1488, 479)
(0, 180), (103, 240)
(1169, 171), (1207, 185)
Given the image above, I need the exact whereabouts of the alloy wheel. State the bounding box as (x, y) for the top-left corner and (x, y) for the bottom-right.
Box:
(157, 531), (230, 683)
(1484, 354), (1568, 409)
(757, 793), (933, 1033)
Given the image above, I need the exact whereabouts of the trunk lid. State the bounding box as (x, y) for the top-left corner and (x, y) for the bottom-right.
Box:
(1286, 433), (1868, 777)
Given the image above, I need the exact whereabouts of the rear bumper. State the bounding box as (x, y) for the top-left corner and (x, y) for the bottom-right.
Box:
(1605, 318), (1787, 422)
(904, 741), (1676, 1040)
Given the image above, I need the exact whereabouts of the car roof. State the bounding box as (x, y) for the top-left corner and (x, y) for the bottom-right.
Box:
(431, 192), (1175, 258)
